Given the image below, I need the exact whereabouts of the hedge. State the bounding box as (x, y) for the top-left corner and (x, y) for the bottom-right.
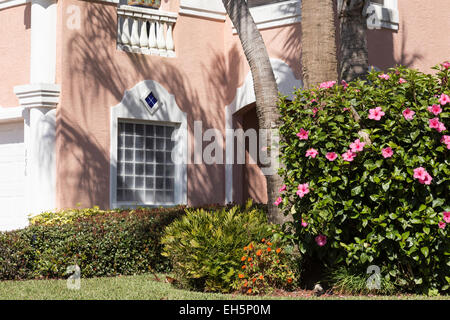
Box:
(0, 206), (188, 280)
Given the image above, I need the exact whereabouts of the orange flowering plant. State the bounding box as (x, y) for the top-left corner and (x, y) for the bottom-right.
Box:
(233, 238), (298, 295)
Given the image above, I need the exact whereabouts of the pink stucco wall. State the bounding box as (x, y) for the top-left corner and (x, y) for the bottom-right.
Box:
(368, 0), (450, 73)
(0, 4), (31, 107)
(56, 0), (228, 208)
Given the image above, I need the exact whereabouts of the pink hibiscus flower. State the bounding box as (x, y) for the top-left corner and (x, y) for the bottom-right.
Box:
(325, 152), (338, 161)
(296, 128), (309, 140)
(382, 147), (393, 158)
(443, 61), (450, 69)
(439, 93), (450, 105)
(443, 212), (450, 223)
(413, 167), (427, 180)
(438, 221), (446, 229)
(398, 78), (407, 84)
(429, 118), (446, 132)
(413, 167), (433, 185)
(342, 150), (356, 162)
(315, 235), (327, 247)
(368, 107), (385, 121)
(341, 80), (348, 89)
(350, 139), (365, 153)
(402, 108), (415, 120)
(378, 74), (390, 80)
(441, 135), (450, 149)
(305, 148), (319, 158)
(274, 197), (282, 206)
(319, 81), (336, 89)
(428, 104), (442, 115)
(297, 183), (310, 198)
(278, 185), (287, 193)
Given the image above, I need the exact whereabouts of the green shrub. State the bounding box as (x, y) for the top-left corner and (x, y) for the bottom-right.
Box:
(232, 238), (298, 295)
(0, 207), (187, 280)
(29, 205), (114, 226)
(278, 63), (450, 294)
(161, 201), (273, 292)
(0, 231), (35, 280)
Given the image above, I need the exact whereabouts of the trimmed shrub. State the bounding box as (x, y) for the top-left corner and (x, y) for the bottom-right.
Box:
(0, 231), (35, 280)
(29, 205), (115, 226)
(0, 207), (187, 280)
(278, 64), (450, 294)
(161, 201), (273, 292)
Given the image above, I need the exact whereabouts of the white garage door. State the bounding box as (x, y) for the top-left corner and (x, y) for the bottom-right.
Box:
(0, 121), (27, 231)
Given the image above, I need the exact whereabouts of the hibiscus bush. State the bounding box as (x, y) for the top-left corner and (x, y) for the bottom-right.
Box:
(277, 63), (450, 294)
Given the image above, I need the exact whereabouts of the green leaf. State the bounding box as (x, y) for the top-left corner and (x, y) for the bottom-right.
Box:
(351, 186), (362, 196)
(420, 247), (429, 258)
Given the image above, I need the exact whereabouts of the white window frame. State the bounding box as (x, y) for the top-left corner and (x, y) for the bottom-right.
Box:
(367, 0), (399, 30)
(110, 80), (187, 209)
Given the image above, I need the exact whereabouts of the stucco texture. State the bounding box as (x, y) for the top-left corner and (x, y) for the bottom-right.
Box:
(0, 4), (31, 107)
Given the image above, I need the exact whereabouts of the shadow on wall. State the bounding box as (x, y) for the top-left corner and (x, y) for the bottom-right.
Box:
(57, 112), (110, 207)
(367, 21), (423, 71)
(63, 2), (233, 208)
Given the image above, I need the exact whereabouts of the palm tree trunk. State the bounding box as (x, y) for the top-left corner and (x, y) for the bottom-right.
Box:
(301, 0), (338, 88)
(338, 0), (369, 82)
(221, 0), (291, 225)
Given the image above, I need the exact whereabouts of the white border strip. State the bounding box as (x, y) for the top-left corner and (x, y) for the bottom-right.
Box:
(0, 106), (24, 123)
(0, 0), (29, 10)
(232, 0), (301, 33)
(179, 0), (226, 21)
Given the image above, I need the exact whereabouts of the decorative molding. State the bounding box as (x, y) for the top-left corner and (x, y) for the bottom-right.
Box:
(233, 0), (301, 33)
(225, 58), (302, 204)
(179, 0), (226, 21)
(110, 80), (188, 209)
(14, 83), (61, 108)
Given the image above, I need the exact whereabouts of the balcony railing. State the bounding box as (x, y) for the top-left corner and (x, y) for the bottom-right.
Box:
(117, 5), (177, 57)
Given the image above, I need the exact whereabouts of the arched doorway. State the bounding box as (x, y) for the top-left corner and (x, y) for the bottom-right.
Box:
(225, 59), (302, 204)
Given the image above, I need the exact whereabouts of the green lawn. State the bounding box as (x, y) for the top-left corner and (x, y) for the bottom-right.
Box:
(0, 274), (447, 300)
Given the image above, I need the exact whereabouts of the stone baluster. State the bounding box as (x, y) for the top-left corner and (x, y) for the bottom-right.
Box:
(121, 16), (131, 46)
(117, 5), (176, 57)
(166, 22), (175, 57)
(130, 17), (140, 50)
(156, 21), (166, 56)
(148, 20), (158, 54)
(139, 20), (149, 50)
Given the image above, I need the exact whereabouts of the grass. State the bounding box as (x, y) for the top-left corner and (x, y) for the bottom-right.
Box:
(0, 274), (448, 300)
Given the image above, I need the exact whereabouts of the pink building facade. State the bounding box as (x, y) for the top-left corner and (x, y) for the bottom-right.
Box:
(0, 0), (449, 230)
